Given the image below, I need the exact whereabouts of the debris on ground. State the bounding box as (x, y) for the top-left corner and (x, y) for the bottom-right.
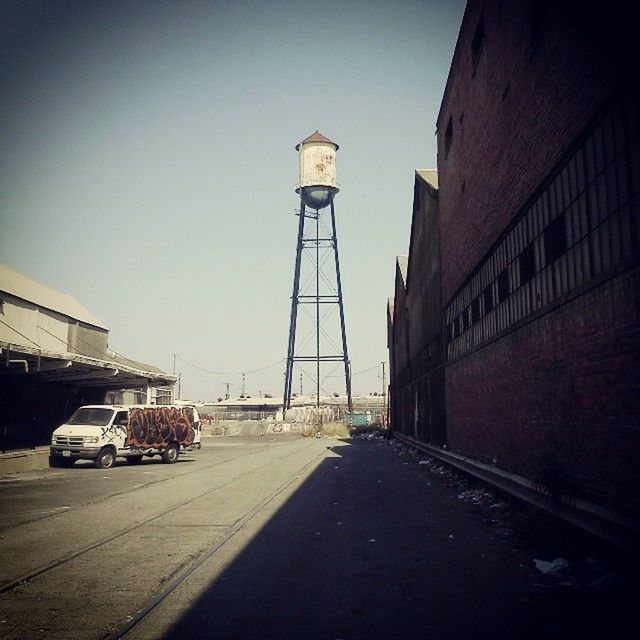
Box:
(388, 436), (633, 596)
(532, 556), (621, 590)
(534, 557), (570, 575)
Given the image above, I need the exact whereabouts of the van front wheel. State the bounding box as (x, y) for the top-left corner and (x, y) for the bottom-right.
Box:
(161, 444), (179, 464)
(94, 448), (116, 469)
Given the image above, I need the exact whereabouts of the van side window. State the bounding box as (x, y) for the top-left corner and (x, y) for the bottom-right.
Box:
(115, 411), (128, 426)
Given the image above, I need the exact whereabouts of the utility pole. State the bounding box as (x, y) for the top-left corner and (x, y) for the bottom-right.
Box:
(241, 372), (246, 398)
(224, 382), (231, 400)
(173, 354), (179, 403)
(381, 361), (387, 428)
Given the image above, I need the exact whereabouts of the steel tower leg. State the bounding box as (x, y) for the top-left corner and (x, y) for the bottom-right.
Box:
(284, 197), (351, 418)
(283, 201), (306, 416)
(330, 200), (353, 413)
(315, 209), (321, 409)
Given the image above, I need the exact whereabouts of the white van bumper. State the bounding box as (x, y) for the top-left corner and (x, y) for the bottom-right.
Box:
(49, 446), (100, 461)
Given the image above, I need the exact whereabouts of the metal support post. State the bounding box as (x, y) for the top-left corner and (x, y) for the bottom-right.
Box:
(330, 200), (353, 413)
(283, 201), (306, 415)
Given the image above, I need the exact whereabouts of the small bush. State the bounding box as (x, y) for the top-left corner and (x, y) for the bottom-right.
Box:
(301, 422), (351, 438)
(348, 424), (387, 438)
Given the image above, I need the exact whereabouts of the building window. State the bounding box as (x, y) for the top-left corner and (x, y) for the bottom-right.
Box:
(444, 92), (637, 363)
(471, 13), (485, 74)
(461, 309), (469, 333)
(497, 268), (510, 303)
(543, 213), (568, 264)
(483, 285), (494, 314)
(445, 117), (453, 156)
(471, 296), (481, 324)
(519, 243), (536, 285)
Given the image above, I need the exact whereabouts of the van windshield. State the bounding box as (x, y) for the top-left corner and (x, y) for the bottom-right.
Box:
(67, 408), (115, 426)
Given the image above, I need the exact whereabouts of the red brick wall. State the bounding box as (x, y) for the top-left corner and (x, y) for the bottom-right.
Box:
(407, 175), (441, 362)
(437, 0), (639, 510)
(445, 266), (640, 508)
(438, 0), (631, 303)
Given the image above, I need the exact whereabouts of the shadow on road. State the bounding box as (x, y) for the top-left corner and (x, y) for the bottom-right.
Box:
(159, 438), (633, 640)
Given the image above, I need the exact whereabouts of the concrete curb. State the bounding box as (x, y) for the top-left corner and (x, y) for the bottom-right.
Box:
(393, 432), (640, 554)
(0, 447), (50, 476)
(0, 431), (300, 477)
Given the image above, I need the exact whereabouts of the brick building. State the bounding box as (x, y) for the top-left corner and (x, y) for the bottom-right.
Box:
(389, 172), (446, 445)
(389, 0), (639, 515)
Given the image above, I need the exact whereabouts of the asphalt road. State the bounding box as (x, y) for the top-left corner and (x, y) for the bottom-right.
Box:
(0, 435), (634, 640)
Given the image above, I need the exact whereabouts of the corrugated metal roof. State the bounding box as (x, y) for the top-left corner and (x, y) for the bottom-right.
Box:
(416, 169), (438, 189)
(0, 341), (175, 388)
(296, 130), (339, 150)
(0, 263), (108, 330)
(109, 350), (165, 374)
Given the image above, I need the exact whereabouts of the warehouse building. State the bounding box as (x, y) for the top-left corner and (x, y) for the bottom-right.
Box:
(0, 263), (175, 451)
(389, 0), (639, 515)
(389, 171), (445, 445)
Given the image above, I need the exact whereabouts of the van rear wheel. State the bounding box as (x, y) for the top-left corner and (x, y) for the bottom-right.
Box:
(94, 448), (116, 469)
(161, 444), (179, 464)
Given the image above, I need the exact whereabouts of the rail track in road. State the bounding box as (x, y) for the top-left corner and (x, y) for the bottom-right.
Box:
(0, 440), (326, 638)
(0, 450), (252, 595)
(105, 447), (327, 640)
(0, 440), (310, 595)
(0, 444), (265, 535)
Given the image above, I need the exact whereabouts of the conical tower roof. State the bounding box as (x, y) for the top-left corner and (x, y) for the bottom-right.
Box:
(295, 130), (339, 151)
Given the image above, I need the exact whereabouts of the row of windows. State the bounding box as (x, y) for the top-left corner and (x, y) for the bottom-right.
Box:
(445, 94), (639, 360)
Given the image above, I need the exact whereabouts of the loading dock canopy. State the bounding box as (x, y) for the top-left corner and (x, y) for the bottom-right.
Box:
(1, 342), (176, 389)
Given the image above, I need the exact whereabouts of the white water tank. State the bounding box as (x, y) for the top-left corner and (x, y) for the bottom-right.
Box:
(295, 131), (339, 210)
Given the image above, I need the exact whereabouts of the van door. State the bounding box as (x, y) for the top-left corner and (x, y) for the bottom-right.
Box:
(192, 408), (202, 448)
(113, 410), (129, 449)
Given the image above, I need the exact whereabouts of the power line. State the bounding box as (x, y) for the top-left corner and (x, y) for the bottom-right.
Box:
(325, 363), (380, 377)
(176, 355), (285, 377)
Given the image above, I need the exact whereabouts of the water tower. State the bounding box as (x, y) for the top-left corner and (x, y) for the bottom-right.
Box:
(283, 131), (353, 414)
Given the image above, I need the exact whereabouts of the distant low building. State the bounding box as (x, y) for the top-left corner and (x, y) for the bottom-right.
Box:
(201, 394), (386, 423)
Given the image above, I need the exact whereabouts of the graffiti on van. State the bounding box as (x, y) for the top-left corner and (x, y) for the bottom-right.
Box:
(125, 407), (196, 449)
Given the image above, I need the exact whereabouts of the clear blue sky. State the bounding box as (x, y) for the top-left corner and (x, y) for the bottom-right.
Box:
(1, 0), (466, 401)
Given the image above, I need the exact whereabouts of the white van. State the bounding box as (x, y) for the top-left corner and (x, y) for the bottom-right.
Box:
(49, 404), (201, 469)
